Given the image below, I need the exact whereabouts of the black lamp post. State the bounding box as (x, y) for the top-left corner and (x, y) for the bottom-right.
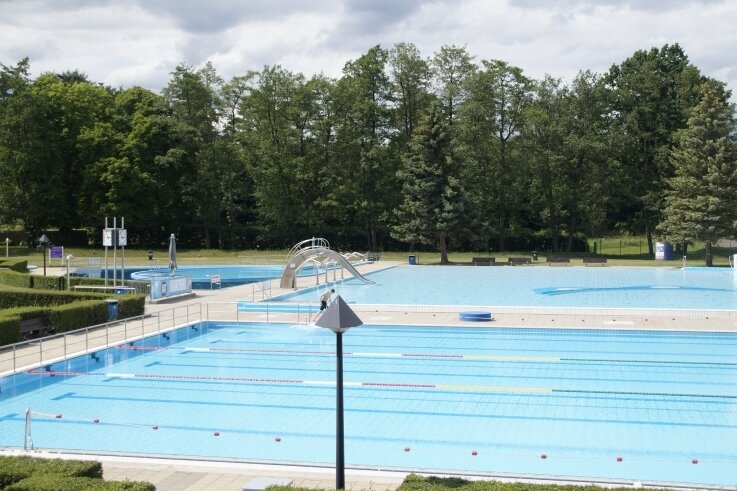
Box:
(38, 234), (50, 276)
(315, 295), (363, 490)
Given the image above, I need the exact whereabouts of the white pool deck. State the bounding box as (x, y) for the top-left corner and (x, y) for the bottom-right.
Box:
(7, 261), (737, 490)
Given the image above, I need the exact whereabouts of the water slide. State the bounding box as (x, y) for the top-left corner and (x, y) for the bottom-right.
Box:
(280, 241), (375, 289)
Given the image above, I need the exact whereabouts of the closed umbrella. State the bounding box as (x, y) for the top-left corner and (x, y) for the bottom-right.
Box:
(168, 234), (177, 272)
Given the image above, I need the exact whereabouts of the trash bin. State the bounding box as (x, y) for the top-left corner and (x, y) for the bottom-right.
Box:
(106, 299), (119, 321)
(113, 287), (129, 294)
(408, 255), (417, 265)
(532, 250), (538, 261)
(147, 250), (154, 260)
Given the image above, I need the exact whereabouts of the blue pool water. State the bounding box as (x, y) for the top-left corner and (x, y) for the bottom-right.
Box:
(2, 322), (737, 486)
(280, 265), (737, 309)
(75, 264), (314, 289)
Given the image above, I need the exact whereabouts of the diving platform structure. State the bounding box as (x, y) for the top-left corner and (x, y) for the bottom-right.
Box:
(280, 238), (375, 289)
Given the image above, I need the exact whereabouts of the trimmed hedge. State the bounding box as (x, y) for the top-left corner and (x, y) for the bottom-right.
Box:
(0, 290), (145, 345)
(0, 455), (154, 491)
(46, 300), (109, 333)
(0, 314), (21, 345)
(6, 475), (155, 491)
(394, 474), (641, 491)
(0, 456), (102, 488)
(0, 259), (29, 273)
(0, 269), (32, 288)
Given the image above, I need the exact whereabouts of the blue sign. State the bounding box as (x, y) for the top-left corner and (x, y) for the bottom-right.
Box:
(149, 275), (192, 300)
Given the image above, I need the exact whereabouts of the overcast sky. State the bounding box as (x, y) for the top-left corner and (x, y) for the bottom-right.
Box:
(1, 0), (736, 98)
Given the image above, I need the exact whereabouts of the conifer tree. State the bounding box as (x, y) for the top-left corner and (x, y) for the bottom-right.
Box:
(392, 102), (465, 264)
(656, 81), (737, 266)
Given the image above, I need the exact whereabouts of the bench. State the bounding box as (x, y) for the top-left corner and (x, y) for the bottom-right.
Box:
(367, 253), (380, 262)
(20, 317), (49, 339)
(584, 257), (608, 266)
(471, 257), (495, 266)
(546, 257), (570, 265)
(507, 257), (531, 265)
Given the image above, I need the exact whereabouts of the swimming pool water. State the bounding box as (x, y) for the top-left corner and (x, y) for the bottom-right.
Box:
(280, 265), (737, 310)
(2, 322), (736, 486)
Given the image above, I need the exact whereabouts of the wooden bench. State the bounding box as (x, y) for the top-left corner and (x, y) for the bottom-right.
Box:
(471, 257), (495, 266)
(583, 257), (608, 266)
(546, 257), (570, 265)
(507, 257), (531, 265)
(20, 317), (49, 339)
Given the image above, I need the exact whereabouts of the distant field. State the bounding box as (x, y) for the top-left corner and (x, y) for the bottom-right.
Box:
(5, 236), (735, 267)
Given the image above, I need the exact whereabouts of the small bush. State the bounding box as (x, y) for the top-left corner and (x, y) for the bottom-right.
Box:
(0, 456), (102, 487)
(6, 475), (155, 491)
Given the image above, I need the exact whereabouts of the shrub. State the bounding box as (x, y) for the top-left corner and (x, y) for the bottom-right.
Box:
(0, 314), (21, 345)
(6, 475), (155, 490)
(0, 269), (32, 288)
(117, 294), (146, 319)
(0, 456), (102, 488)
(47, 300), (109, 333)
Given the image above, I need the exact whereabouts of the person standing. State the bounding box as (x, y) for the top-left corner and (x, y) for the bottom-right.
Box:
(316, 288), (335, 319)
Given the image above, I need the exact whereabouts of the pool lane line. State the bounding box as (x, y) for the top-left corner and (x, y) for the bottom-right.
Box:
(25, 369), (737, 399)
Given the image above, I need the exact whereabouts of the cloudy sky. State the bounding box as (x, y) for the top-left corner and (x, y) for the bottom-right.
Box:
(1, 0), (736, 97)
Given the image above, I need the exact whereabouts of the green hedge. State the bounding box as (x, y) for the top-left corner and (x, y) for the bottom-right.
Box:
(0, 289), (107, 309)
(394, 474), (641, 491)
(0, 291), (145, 346)
(47, 300), (109, 333)
(0, 259), (29, 273)
(0, 315), (21, 345)
(0, 269), (32, 288)
(0, 456), (102, 488)
(6, 475), (155, 491)
(0, 455), (154, 491)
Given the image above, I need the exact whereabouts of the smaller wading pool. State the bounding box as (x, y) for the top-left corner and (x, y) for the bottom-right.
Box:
(72, 265), (320, 289)
(2, 321), (737, 487)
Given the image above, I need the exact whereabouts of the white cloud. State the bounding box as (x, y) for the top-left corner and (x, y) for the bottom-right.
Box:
(0, 0), (735, 99)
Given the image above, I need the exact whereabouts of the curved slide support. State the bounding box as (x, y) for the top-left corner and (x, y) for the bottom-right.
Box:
(280, 247), (375, 289)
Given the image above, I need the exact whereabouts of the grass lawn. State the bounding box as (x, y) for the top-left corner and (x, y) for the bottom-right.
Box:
(3, 237), (735, 267)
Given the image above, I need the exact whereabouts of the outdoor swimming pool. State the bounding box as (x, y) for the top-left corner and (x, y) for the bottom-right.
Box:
(1, 321), (736, 486)
(76, 264), (315, 289)
(280, 265), (737, 310)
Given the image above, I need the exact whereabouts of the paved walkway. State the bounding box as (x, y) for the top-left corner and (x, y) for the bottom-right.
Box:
(8, 260), (737, 490)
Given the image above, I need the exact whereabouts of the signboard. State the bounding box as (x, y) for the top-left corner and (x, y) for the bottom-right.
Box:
(49, 246), (63, 259)
(149, 275), (193, 300)
(102, 228), (128, 247)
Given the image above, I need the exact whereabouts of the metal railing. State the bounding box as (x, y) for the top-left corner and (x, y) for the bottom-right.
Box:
(1, 300), (333, 377)
(0, 303), (209, 377)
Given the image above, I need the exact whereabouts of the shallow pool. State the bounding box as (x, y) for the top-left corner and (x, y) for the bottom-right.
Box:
(2, 322), (736, 486)
(279, 265), (737, 310)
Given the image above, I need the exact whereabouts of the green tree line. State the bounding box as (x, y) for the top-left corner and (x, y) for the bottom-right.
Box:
(1, 43), (735, 263)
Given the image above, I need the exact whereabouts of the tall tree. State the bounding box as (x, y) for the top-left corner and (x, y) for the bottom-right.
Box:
(388, 42), (432, 147)
(392, 102), (465, 263)
(607, 44), (704, 254)
(656, 81), (737, 266)
(332, 46), (396, 251)
(460, 60), (532, 251)
(431, 45), (475, 128)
